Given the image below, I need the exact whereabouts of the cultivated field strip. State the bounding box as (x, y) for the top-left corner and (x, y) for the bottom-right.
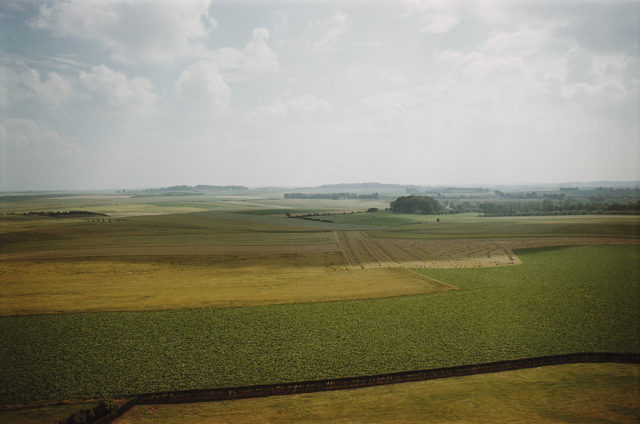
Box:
(0, 243), (339, 261)
(334, 231), (359, 267)
(334, 231), (518, 269)
(335, 232), (640, 269)
(3, 232), (635, 269)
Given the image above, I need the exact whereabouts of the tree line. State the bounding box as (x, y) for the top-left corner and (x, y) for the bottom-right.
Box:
(478, 200), (640, 216)
(20, 210), (107, 217)
(284, 192), (379, 200)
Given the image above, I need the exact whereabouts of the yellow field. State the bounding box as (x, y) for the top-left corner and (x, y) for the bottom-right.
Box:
(113, 363), (640, 424)
(0, 253), (455, 315)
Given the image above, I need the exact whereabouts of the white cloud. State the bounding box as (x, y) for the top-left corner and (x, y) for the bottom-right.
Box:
(286, 94), (332, 113)
(312, 11), (348, 53)
(0, 119), (85, 190)
(480, 25), (553, 55)
(209, 28), (279, 77)
(378, 70), (408, 84)
(29, 0), (215, 64)
(0, 118), (78, 151)
(12, 68), (73, 107)
(79, 65), (156, 114)
(402, 0), (461, 33)
(249, 94), (331, 120)
(249, 99), (287, 120)
(438, 24), (638, 112)
(1, 59), (157, 114)
(341, 19), (638, 184)
(175, 61), (231, 115)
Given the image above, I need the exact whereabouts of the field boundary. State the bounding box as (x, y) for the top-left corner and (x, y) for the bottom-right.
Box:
(64, 352), (640, 424)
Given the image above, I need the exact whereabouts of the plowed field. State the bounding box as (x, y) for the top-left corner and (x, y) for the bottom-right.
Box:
(335, 231), (639, 269)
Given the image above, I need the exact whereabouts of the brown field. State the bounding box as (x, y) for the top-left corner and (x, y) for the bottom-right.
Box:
(335, 231), (637, 269)
(335, 231), (519, 268)
(0, 243), (338, 261)
(112, 363), (640, 424)
(2, 230), (635, 268)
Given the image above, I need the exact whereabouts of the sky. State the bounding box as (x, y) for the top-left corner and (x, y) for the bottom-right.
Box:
(0, 0), (638, 190)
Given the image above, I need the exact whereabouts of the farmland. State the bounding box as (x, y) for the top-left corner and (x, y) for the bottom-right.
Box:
(1, 190), (639, 422)
(1, 244), (638, 403)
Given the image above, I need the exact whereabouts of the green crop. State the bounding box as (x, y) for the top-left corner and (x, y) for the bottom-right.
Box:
(1, 245), (638, 404)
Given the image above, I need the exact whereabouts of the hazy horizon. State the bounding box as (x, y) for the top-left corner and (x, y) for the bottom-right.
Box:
(2, 179), (639, 194)
(1, 0), (639, 191)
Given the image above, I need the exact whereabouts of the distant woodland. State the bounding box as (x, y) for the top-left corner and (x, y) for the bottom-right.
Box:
(478, 200), (640, 216)
(284, 192), (379, 200)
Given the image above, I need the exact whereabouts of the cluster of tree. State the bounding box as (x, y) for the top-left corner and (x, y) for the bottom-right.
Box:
(284, 192), (379, 200)
(494, 190), (566, 200)
(479, 200), (640, 216)
(390, 196), (443, 214)
(23, 210), (107, 217)
(441, 200), (477, 213)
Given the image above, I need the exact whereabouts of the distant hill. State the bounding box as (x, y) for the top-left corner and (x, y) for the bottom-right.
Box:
(295, 183), (418, 194)
(168, 185), (249, 191)
(120, 185), (249, 195)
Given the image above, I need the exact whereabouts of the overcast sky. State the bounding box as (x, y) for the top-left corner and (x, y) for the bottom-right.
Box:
(0, 0), (638, 190)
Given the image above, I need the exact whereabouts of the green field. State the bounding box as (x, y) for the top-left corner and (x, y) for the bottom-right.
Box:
(1, 245), (638, 404)
(113, 363), (640, 424)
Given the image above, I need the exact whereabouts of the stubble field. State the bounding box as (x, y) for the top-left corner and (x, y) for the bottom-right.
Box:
(113, 363), (640, 424)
